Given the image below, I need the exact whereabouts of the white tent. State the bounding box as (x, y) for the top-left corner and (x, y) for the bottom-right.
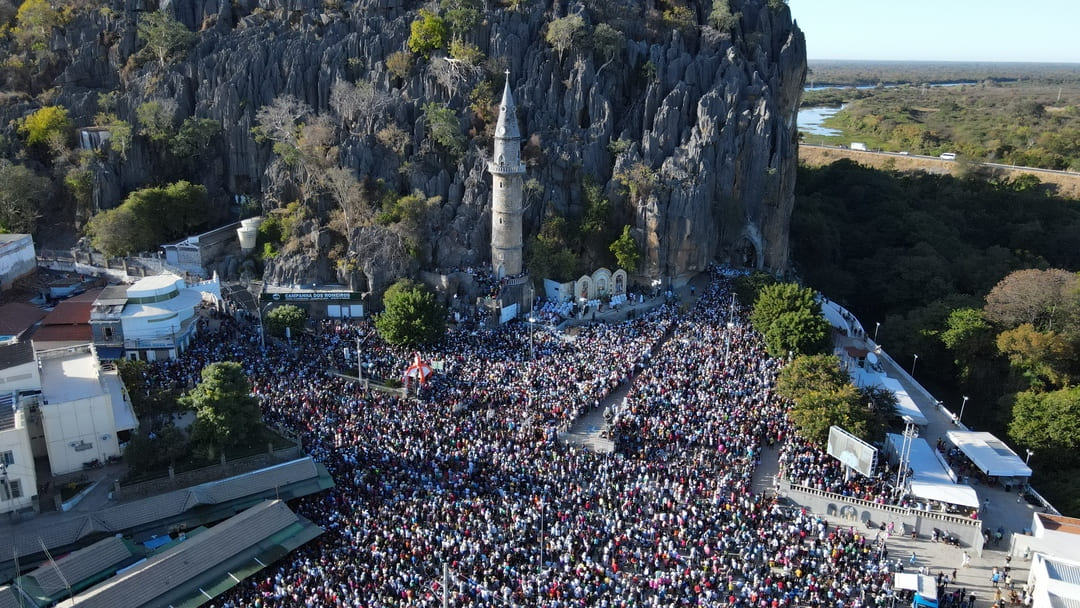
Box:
(886, 434), (979, 508)
(909, 481), (980, 508)
(946, 431), (1033, 478)
(875, 376), (929, 426)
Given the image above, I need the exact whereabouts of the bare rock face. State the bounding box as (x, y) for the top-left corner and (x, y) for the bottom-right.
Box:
(50, 0), (805, 292)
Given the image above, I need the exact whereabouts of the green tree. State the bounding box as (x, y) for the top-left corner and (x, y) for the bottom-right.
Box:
(940, 307), (996, 381)
(85, 181), (209, 256)
(733, 271), (778, 306)
(775, 353), (850, 401)
(527, 216), (578, 283)
(265, 304), (307, 337)
(708, 0), (740, 31)
(136, 100), (178, 143)
(609, 225), (639, 272)
(0, 160), (51, 233)
(182, 362), (264, 459)
(788, 382), (872, 446)
(375, 279), (447, 347)
(1009, 387), (1080, 453)
(169, 117), (220, 159)
(12, 0), (69, 50)
(996, 324), (1074, 391)
(18, 105), (72, 149)
(408, 9), (447, 58)
(545, 14), (584, 62)
(591, 23), (624, 76)
(751, 282), (830, 357)
(423, 102), (466, 160)
(138, 10), (196, 68)
(440, 0), (481, 40)
(123, 425), (189, 474)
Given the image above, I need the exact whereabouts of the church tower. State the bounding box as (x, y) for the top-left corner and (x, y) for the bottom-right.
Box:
(488, 72), (526, 279)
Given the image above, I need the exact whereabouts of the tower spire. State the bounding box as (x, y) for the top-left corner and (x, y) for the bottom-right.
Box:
(495, 70), (521, 140)
(488, 71), (526, 279)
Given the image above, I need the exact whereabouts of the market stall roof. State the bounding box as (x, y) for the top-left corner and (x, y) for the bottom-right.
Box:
(886, 434), (954, 486)
(946, 431), (1033, 478)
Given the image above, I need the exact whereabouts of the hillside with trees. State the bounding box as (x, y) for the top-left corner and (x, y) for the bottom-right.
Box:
(791, 159), (1080, 514)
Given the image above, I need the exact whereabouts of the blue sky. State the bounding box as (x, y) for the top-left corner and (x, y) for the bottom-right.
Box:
(787, 0), (1080, 63)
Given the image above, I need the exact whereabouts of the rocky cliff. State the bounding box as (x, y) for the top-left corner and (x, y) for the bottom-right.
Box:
(42, 0), (805, 293)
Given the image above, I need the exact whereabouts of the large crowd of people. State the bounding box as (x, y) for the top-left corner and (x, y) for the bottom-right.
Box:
(128, 266), (913, 607)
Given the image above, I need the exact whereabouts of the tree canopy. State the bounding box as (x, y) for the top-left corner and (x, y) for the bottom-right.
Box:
(85, 180), (210, 256)
(778, 354), (893, 445)
(407, 9), (447, 58)
(137, 10), (196, 68)
(182, 362), (264, 459)
(609, 225), (639, 273)
(266, 304), (307, 337)
(375, 279), (447, 347)
(750, 282), (830, 357)
(0, 160), (51, 233)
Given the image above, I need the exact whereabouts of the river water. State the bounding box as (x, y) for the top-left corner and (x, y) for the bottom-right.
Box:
(798, 105), (843, 136)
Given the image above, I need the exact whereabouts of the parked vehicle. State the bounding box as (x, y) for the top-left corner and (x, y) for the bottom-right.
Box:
(851, 142), (868, 151)
(940, 152), (957, 160)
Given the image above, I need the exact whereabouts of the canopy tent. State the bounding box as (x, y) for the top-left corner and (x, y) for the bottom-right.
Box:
(403, 353), (433, 384)
(909, 481), (980, 508)
(946, 431), (1033, 478)
(854, 371), (929, 426)
(886, 434), (979, 508)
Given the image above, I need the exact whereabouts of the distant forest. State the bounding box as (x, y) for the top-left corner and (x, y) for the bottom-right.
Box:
(791, 159), (1080, 515)
(805, 60), (1080, 88)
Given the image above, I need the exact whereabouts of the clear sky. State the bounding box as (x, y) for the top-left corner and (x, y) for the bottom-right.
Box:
(788, 0), (1080, 63)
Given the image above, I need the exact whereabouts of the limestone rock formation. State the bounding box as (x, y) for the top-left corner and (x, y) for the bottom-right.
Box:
(41, 0), (805, 293)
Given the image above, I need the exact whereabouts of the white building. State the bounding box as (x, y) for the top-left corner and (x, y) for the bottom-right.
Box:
(36, 345), (136, 476)
(91, 273), (220, 361)
(1027, 552), (1080, 608)
(0, 234), (36, 290)
(0, 342), (40, 514)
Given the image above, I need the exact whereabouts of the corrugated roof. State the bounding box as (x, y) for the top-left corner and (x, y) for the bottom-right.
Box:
(1048, 593), (1080, 608)
(31, 324), (93, 343)
(28, 536), (135, 597)
(58, 500), (300, 608)
(1046, 558), (1080, 585)
(0, 585), (23, 608)
(0, 303), (46, 336)
(0, 457), (327, 560)
(41, 301), (92, 327)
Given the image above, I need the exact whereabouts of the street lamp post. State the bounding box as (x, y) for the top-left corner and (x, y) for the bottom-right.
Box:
(257, 302), (276, 349)
(528, 315), (537, 360)
(874, 322), (881, 343)
(911, 354), (918, 376)
(1026, 449), (1034, 465)
(959, 396), (969, 424)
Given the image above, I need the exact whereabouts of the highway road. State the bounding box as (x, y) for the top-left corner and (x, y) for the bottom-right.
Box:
(800, 143), (1079, 177)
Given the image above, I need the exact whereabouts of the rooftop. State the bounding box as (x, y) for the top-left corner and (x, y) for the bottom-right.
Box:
(0, 341), (35, 370)
(38, 348), (103, 403)
(1039, 513), (1080, 535)
(56, 500), (304, 608)
(0, 303), (46, 337)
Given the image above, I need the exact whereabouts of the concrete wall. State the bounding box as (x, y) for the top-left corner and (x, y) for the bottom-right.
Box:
(783, 482), (986, 554)
(0, 235), (36, 290)
(0, 412), (37, 514)
(42, 395), (121, 475)
(0, 359), (41, 393)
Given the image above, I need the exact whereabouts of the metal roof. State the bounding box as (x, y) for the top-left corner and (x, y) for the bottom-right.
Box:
(0, 457), (329, 560)
(0, 303), (46, 336)
(1047, 558), (1080, 585)
(28, 535), (135, 598)
(57, 500), (301, 608)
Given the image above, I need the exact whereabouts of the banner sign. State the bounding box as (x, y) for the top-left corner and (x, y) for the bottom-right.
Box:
(261, 291), (363, 302)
